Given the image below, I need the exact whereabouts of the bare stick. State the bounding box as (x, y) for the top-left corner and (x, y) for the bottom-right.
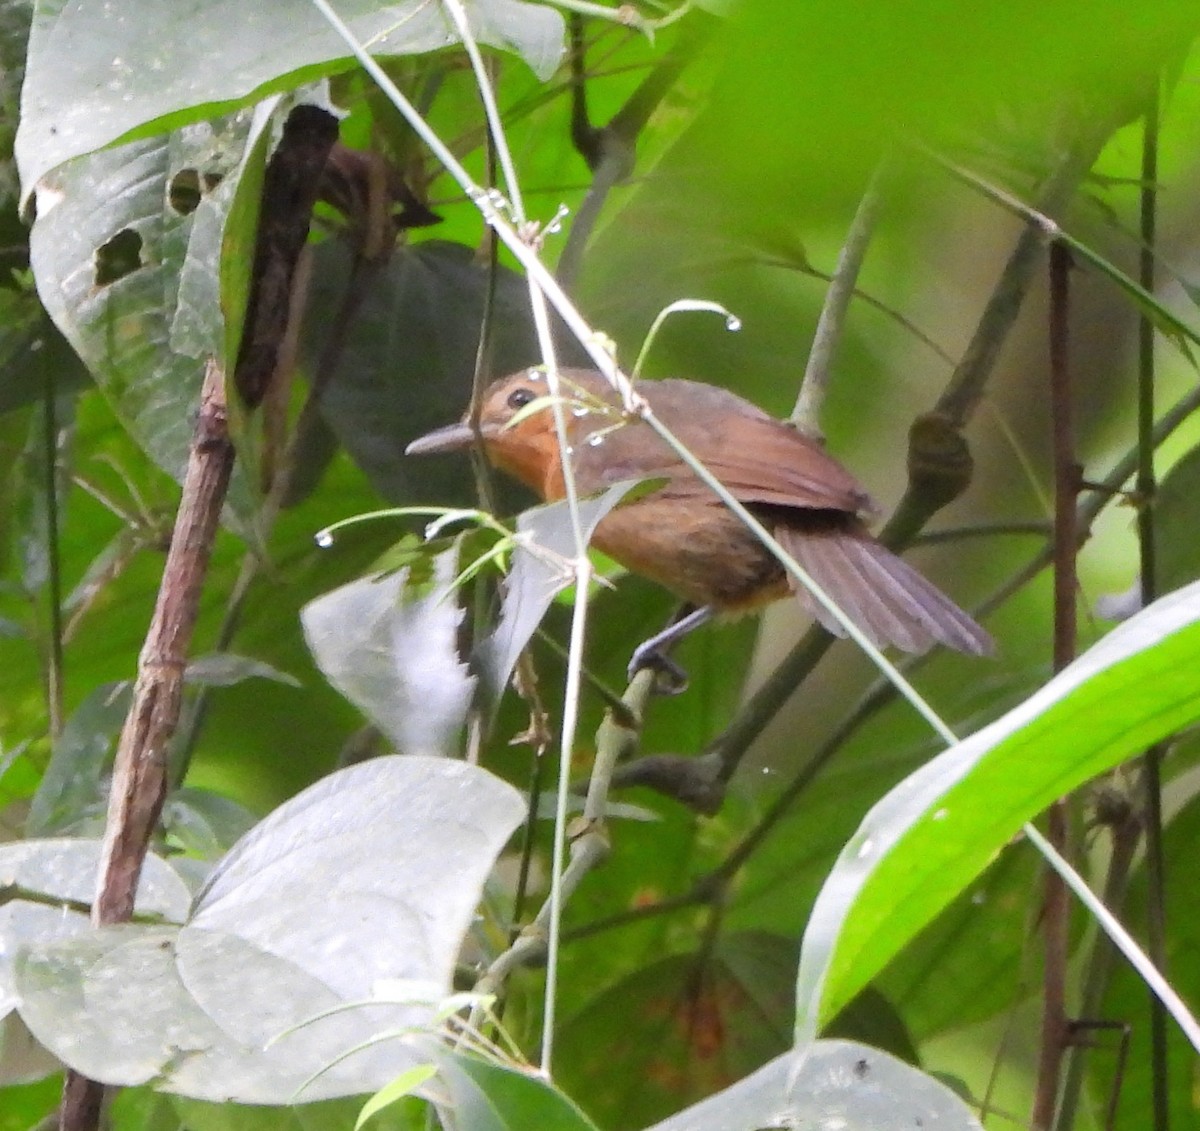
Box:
(58, 361), (234, 1131)
(91, 360), (232, 922)
(792, 164), (885, 438)
(1134, 84), (1171, 1131)
(1032, 240), (1077, 1130)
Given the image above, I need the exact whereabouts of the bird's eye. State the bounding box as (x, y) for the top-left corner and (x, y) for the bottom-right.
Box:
(506, 387), (536, 410)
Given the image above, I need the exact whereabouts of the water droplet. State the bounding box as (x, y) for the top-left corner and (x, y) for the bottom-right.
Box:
(856, 837), (874, 860)
(724, 315), (742, 332)
(586, 433), (604, 447)
(314, 530), (334, 548)
(932, 808), (948, 821)
(525, 368), (543, 382)
(565, 445), (575, 456)
(572, 406), (590, 418)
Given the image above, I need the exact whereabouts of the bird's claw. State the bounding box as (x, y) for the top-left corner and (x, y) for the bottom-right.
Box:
(628, 645), (690, 696)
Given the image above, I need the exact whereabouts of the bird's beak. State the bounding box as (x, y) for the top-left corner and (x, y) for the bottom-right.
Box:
(405, 421), (486, 456)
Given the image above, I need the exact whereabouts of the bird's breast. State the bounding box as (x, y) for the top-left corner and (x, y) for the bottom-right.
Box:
(591, 493), (788, 611)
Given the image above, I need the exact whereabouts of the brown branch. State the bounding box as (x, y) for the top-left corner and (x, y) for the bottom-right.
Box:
(1135, 88), (1171, 1131)
(557, 13), (712, 291)
(792, 163), (886, 438)
(59, 360), (235, 1131)
(92, 360), (233, 922)
(1032, 240), (1077, 1131)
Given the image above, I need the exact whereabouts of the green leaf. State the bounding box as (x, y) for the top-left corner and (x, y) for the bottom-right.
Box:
(300, 543), (474, 755)
(1154, 440), (1200, 593)
(184, 652), (301, 689)
(355, 1064), (437, 1130)
(795, 578), (1200, 1037)
(161, 787), (259, 859)
(16, 756), (525, 1102)
(16, 0), (565, 199)
(434, 1049), (600, 1131)
(0, 290), (89, 415)
(644, 1043), (981, 1131)
(1092, 787), (1200, 1127)
(27, 112), (269, 524)
(26, 680), (131, 836)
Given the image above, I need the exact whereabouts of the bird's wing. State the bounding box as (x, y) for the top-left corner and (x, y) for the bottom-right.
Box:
(574, 382), (872, 514)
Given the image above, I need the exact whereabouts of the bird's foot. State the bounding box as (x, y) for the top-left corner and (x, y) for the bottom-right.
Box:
(628, 643), (690, 696)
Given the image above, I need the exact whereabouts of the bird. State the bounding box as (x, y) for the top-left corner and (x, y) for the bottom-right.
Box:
(406, 367), (992, 683)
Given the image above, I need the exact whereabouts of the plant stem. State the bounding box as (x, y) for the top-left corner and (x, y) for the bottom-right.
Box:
(58, 361), (235, 1131)
(1031, 240), (1078, 1131)
(1137, 85), (1171, 1131)
(41, 359), (64, 740)
(792, 162), (885, 437)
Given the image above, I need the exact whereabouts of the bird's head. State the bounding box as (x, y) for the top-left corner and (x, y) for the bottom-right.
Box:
(406, 368), (622, 499)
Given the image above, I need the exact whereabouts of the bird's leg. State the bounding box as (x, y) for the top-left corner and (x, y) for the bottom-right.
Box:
(628, 604), (713, 694)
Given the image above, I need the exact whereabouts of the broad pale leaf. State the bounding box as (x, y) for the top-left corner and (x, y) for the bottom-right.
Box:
(0, 839), (190, 1017)
(16, 0), (565, 199)
(478, 481), (645, 700)
(301, 544), (474, 755)
(17, 756), (525, 1101)
(645, 1042), (981, 1131)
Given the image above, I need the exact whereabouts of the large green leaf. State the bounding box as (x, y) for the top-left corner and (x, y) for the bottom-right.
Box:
(433, 1049), (599, 1131)
(795, 579), (1200, 1037)
(27, 109), (273, 521)
(16, 0), (565, 199)
(302, 239), (546, 508)
(16, 756), (525, 1101)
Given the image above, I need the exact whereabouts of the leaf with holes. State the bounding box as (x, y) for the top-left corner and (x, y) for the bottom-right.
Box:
(28, 109), (276, 523)
(16, 0), (565, 199)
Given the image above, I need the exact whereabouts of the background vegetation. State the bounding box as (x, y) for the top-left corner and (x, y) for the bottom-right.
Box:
(1, 1), (1200, 1128)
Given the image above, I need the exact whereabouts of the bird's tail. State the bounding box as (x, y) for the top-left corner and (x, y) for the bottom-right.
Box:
(774, 520), (993, 656)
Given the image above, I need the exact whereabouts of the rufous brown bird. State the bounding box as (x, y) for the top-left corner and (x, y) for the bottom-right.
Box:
(407, 368), (992, 677)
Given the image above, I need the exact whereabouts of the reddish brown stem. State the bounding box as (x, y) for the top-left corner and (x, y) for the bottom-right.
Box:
(1032, 240), (1079, 1130)
(58, 361), (234, 1131)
